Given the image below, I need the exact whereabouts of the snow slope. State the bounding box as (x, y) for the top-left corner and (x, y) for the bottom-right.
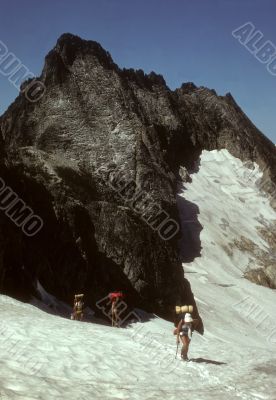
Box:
(0, 149), (276, 400)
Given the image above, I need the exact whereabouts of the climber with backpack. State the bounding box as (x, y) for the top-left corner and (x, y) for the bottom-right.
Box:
(108, 291), (124, 327)
(71, 294), (84, 321)
(176, 312), (195, 361)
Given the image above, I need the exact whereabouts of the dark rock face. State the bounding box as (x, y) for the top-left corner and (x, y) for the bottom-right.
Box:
(0, 33), (275, 329)
(175, 86), (276, 197)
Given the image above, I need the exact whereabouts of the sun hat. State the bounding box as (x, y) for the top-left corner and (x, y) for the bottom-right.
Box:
(184, 313), (193, 323)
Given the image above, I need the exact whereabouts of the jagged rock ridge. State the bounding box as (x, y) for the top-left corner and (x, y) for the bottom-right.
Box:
(0, 34), (275, 328)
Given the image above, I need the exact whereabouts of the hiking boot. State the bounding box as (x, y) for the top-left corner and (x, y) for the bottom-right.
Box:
(181, 348), (188, 360)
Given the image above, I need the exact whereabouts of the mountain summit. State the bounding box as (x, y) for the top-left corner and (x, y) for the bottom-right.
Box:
(0, 34), (275, 328)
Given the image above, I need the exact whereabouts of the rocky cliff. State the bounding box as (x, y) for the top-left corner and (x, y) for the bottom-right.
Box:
(0, 33), (275, 328)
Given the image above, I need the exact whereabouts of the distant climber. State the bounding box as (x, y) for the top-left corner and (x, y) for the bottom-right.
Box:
(176, 312), (196, 361)
(109, 291), (124, 327)
(71, 294), (84, 321)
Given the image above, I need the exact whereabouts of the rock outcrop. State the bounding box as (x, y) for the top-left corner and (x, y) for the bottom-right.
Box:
(0, 33), (275, 328)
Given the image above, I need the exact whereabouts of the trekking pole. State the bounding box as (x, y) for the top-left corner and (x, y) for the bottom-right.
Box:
(112, 308), (115, 327)
(175, 340), (179, 359)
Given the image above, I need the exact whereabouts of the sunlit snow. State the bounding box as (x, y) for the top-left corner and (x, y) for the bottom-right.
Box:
(0, 149), (275, 400)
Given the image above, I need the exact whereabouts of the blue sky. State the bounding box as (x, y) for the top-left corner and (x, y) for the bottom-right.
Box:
(0, 0), (275, 142)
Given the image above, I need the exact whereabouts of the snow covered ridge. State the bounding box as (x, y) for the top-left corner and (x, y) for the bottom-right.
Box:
(174, 149), (276, 398)
(178, 148), (276, 342)
(178, 149), (276, 284)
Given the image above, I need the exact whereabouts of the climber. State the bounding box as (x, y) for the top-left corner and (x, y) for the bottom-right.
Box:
(72, 294), (84, 321)
(176, 313), (195, 361)
(109, 291), (124, 327)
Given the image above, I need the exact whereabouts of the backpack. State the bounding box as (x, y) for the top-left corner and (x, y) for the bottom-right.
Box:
(109, 291), (123, 302)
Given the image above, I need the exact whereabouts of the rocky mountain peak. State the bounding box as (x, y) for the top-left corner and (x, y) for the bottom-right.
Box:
(41, 33), (117, 85)
(178, 82), (198, 93)
(0, 34), (275, 330)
